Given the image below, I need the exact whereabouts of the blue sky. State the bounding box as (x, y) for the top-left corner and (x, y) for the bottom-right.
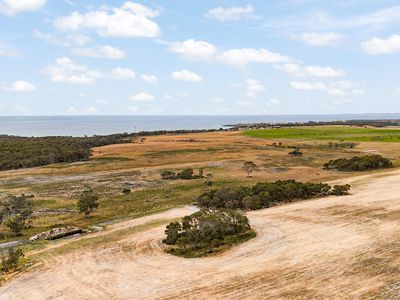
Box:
(0, 0), (400, 115)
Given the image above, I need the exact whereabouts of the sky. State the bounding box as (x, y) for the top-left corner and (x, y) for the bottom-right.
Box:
(0, 0), (400, 116)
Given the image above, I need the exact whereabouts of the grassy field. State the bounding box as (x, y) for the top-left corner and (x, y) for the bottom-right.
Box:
(244, 126), (400, 142)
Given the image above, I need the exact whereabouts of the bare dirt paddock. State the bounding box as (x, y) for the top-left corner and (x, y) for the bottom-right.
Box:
(2, 170), (400, 299)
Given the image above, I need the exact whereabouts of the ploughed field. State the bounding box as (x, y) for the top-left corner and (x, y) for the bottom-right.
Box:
(1, 126), (400, 299)
(1, 169), (400, 299)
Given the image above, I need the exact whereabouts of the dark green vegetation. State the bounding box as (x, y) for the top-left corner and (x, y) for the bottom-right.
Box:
(1, 248), (24, 273)
(77, 189), (99, 218)
(0, 195), (33, 235)
(197, 180), (351, 210)
(0, 134), (133, 171)
(160, 168), (205, 180)
(164, 209), (255, 258)
(324, 155), (393, 172)
(244, 126), (400, 142)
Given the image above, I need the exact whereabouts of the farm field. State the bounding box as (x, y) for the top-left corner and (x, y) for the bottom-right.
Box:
(245, 126), (400, 142)
(0, 127), (400, 299)
(1, 168), (400, 299)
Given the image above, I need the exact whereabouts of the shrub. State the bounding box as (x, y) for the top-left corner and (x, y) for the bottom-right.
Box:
(331, 184), (351, 196)
(0, 194), (33, 235)
(288, 148), (303, 156)
(1, 248), (24, 273)
(160, 170), (176, 180)
(242, 161), (257, 177)
(176, 168), (194, 180)
(77, 189), (99, 218)
(324, 155), (393, 171)
(122, 188), (131, 195)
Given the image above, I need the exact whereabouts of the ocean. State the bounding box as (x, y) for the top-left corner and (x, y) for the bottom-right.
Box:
(1, 114), (400, 137)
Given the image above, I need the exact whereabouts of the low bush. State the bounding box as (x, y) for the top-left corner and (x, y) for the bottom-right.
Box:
(323, 155), (393, 171)
(1, 248), (24, 273)
(197, 180), (351, 210)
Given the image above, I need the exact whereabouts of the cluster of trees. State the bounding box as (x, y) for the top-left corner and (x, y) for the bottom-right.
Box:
(160, 168), (205, 180)
(0, 134), (132, 171)
(0, 194), (33, 235)
(197, 180), (351, 210)
(323, 155), (393, 171)
(164, 209), (253, 257)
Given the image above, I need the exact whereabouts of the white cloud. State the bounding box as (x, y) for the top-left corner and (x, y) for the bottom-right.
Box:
(0, 44), (22, 57)
(362, 35), (400, 54)
(264, 5), (400, 31)
(140, 74), (157, 84)
(67, 34), (92, 45)
(205, 5), (255, 22)
(112, 67), (135, 79)
(55, 2), (160, 38)
(291, 80), (363, 97)
(291, 81), (327, 91)
(3, 80), (37, 92)
(131, 92), (154, 101)
(33, 29), (92, 46)
(165, 92), (189, 101)
(277, 63), (346, 78)
(46, 57), (103, 84)
(170, 39), (217, 61)
(304, 66), (346, 78)
(0, 0), (46, 15)
(218, 48), (290, 68)
(72, 45), (126, 60)
(245, 78), (265, 98)
(293, 32), (343, 46)
(171, 69), (203, 82)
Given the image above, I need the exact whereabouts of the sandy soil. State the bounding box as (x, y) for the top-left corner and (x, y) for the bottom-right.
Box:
(1, 170), (400, 299)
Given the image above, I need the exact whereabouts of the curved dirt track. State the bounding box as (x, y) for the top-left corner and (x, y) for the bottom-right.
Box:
(2, 170), (400, 299)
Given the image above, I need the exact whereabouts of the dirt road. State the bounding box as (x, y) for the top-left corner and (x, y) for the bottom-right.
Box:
(1, 170), (400, 299)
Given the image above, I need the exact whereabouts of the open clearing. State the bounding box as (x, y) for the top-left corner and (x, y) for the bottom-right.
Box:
(1, 168), (400, 299)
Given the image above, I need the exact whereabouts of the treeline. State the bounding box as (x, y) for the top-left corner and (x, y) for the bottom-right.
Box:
(164, 209), (254, 257)
(0, 134), (132, 170)
(323, 155), (393, 172)
(197, 180), (350, 210)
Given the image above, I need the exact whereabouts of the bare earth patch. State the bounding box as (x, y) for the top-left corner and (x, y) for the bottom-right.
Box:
(1, 169), (400, 299)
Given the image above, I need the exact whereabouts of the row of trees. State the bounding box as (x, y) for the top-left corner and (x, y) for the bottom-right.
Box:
(0, 134), (132, 171)
(164, 209), (253, 257)
(197, 180), (351, 210)
(324, 155), (393, 171)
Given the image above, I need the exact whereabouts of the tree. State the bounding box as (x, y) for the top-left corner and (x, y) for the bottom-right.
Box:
(77, 189), (99, 218)
(242, 161), (257, 177)
(0, 194), (33, 235)
(1, 248), (24, 272)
